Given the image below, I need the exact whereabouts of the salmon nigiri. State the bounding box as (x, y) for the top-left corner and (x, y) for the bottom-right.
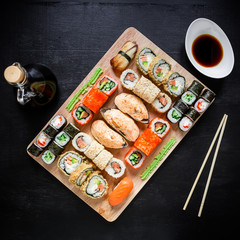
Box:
(108, 177), (133, 206)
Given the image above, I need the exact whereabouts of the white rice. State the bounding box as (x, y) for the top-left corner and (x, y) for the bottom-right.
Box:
(120, 69), (139, 90)
(181, 91), (197, 105)
(167, 107), (182, 123)
(152, 92), (172, 113)
(72, 132), (93, 152)
(167, 72), (185, 96)
(179, 117), (193, 131)
(105, 158), (126, 178)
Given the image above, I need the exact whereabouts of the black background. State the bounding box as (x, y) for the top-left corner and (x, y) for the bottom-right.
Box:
(0, 0), (239, 239)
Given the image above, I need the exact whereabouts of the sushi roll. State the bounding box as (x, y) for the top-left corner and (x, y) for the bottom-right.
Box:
(114, 93), (149, 123)
(148, 57), (171, 86)
(50, 114), (67, 131)
(174, 99), (189, 114)
(194, 98), (210, 113)
(63, 123), (80, 138)
(185, 107), (200, 122)
(200, 89), (216, 103)
(43, 125), (58, 138)
(81, 171), (108, 199)
(48, 141), (64, 155)
(36, 131), (51, 149)
(91, 120), (128, 149)
(152, 92), (172, 113)
(167, 107), (182, 124)
(69, 162), (95, 187)
(54, 131), (70, 147)
(58, 151), (84, 176)
(72, 132), (93, 152)
(187, 80), (204, 97)
(133, 76), (160, 104)
(41, 150), (56, 164)
(110, 41), (138, 72)
(100, 108), (139, 142)
(71, 102), (93, 126)
(27, 143), (43, 157)
(105, 158), (126, 178)
(134, 129), (162, 156)
(108, 177), (133, 206)
(136, 47), (156, 75)
(120, 69), (139, 90)
(149, 118), (171, 139)
(82, 87), (108, 114)
(92, 149), (113, 170)
(124, 147), (147, 169)
(96, 75), (118, 96)
(181, 91), (197, 105)
(84, 140), (104, 160)
(163, 71), (186, 97)
(179, 117), (193, 132)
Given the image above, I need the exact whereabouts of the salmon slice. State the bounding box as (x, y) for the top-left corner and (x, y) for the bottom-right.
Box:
(111, 162), (121, 173)
(77, 137), (86, 148)
(159, 96), (167, 106)
(125, 73), (136, 81)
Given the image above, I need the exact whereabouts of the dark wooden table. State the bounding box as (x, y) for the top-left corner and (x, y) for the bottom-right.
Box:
(1, 0), (239, 239)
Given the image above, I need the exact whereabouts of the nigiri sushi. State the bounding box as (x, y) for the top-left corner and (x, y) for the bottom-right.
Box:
(100, 108), (139, 142)
(91, 120), (128, 149)
(114, 93), (149, 123)
(108, 177), (133, 206)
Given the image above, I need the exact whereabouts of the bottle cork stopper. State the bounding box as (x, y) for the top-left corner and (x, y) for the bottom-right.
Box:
(4, 65), (25, 84)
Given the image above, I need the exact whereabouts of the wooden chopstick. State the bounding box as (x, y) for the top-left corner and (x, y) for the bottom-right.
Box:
(198, 114), (228, 217)
(183, 114), (227, 211)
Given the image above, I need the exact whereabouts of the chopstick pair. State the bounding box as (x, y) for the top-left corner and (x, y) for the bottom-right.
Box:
(183, 114), (228, 217)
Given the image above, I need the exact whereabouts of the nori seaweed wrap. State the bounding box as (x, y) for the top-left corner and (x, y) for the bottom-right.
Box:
(48, 141), (64, 155)
(185, 107), (200, 122)
(174, 99), (189, 114)
(27, 143), (43, 157)
(201, 89), (216, 103)
(64, 123), (80, 138)
(187, 80), (204, 97)
(43, 125), (58, 138)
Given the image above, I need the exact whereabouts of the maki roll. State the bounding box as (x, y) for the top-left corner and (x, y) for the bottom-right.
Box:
(163, 71), (186, 97)
(152, 92), (172, 113)
(58, 151), (84, 176)
(174, 99), (189, 114)
(187, 80), (204, 97)
(84, 140), (104, 160)
(120, 69), (139, 90)
(105, 158), (126, 178)
(96, 75), (118, 96)
(72, 132), (93, 152)
(136, 47), (156, 75)
(50, 114), (67, 131)
(134, 129), (162, 156)
(43, 125), (58, 138)
(72, 103), (93, 126)
(194, 98), (209, 113)
(27, 143), (43, 157)
(148, 57), (171, 86)
(186, 107), (200, 122)
(41, 150), (56, 164)
(149, 118), (171, 139)
(179, 117), (193, 132)
(55, 131), (70, 147)
(124, 147), (147, 169)
(69, 162), (95, 187)
(48, 141), (64, 155)
(114, 93), (149, 123)
(132, 76), (160, 104)
(100, 108), (139, 142)
(108, 177), (133, 206)
(167, 107), (182, 123)
(181, 91), (197, 105)
(92, 149), (113, 170)
(91, 120), (128, 149)
(63, 123), (80, 138)
(82, 87), (108, 114)
(110, 41), (138, 72)
(81, 171), (108, 199)
(200, 89), (216, 103)
(36, 132), (51, 149)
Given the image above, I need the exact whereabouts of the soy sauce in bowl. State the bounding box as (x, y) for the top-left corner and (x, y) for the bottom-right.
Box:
(192, 34), (223, 67)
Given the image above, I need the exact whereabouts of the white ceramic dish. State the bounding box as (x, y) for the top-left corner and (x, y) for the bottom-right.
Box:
(185, 18), (234, 78)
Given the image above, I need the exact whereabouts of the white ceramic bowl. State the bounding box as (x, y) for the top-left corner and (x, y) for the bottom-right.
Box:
(185, 18), (234, 78)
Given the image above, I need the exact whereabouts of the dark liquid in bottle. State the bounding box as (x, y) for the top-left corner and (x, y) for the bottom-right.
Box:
(192, 34), (223, 67)
(24, 64), (57, 107)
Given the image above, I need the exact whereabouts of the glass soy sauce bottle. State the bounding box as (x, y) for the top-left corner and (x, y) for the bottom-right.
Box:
(4, 62), (57, 107)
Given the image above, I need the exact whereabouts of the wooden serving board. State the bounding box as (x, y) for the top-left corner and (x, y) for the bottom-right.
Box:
(27, 27), (214, 222)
